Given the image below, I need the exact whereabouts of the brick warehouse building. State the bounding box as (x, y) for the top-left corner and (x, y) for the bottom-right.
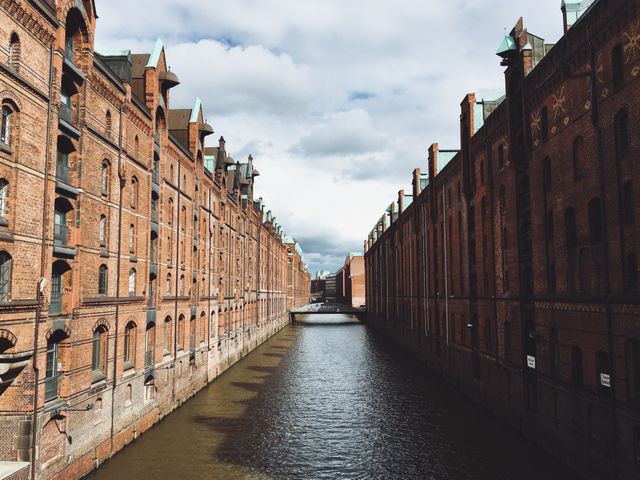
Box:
(336, 253), (366, 309)
(365, 0), (640, 478)
(0, 1), (310, 479)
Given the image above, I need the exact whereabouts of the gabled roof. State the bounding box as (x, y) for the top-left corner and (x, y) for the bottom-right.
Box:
(168, 109), (191, 130)
(130, 53), (150, 78)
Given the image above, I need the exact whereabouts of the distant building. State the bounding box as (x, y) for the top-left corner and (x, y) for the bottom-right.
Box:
(325, 274), (337, 303)
(336, 253), (365, 308)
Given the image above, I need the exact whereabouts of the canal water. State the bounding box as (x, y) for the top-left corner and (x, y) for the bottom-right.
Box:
(89, 314), (581, 480)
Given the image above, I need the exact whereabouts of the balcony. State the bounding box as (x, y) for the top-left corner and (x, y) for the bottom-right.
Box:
(58, 103), (80, 138)
(154, 132), (161, 154)
(53, 223), (76, 257)
(55, 162), (78, 197)
(63, 51), (85, 83)
(54, 223), (69, 246)
(44, 375), (58, 402)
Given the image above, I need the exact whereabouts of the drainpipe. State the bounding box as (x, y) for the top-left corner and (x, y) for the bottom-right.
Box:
(206, 198), (211, 376)
(588, 22), (619, 478)
(109, 103), (125, 454)
(31, 43), (55, 480)
(443, 188), (450, 345)
(172, 161), (181, 405)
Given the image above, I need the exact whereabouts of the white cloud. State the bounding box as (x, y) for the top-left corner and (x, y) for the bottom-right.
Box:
(94, 0), (564, 273)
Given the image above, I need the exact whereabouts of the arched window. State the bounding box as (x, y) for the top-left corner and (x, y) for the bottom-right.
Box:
(181, 206), (186, 230)
(546, 210), (555, 243)
(134, 135), (140, 158)
(91, 326), (108, 379)
(101, 161), (110, 195)
(8, 33), (20, 70)
(612, 44), (624, 91)
(623, 182), (635, 226)
(145, 323), (155, 367)
(1, 105), (13, 145)
(541, 107), (549, 142)
(130, 177), (138, 209)
(596, 350), (611, 394)
(518, 176), (530, 211)
(484, 318), (492, 354)
(98, 264), (108, 296)
(588, 198), (603, 244)
(129, 224), (135, 253)
(99, 214), (106, 246)
(200, 312), (206, 343)
(45, 334), (63, 401)
(177, 315), (185, 350)
(105, 110), (112, 136)
(124, 322), (136, 369)
(564, 207), (577, 249)
(550, 328), (560, 377)
(573, 137), (585, 180)
(167, 198), (174, 225)
(179, 274), (185, 296)
(189, 316), (196, 350)
(503, 321), (512, 362)
(498, 144), (506, 171)
(615, 109), (630, 158)
(543, 157), (552, 191)
(128, 268), (136, 296)
(0, 251), (12, 302)
(571, 346), (583, 387)
(627, 339), (640, 401)
(166, 272), (172, 295)
(626, 253), (638, 293)
(0, 179), (8, 219)
(163, 316), (172, 354)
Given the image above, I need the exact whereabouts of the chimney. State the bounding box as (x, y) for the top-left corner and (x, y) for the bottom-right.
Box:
(398, 190), (405, 215)
(390, 202), (396, 224)
(219, 136), (226, 150)
(428, 144), (439, 181)
(412, 168), (421, 198)
(522, 37), (534, 76)
(460, 94), (476, 145)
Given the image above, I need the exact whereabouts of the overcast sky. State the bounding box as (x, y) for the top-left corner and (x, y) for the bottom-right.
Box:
(95, 0), (564, 275)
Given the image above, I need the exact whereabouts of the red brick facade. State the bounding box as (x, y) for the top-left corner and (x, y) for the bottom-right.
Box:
(365, 1), (640, 479)
(0, 1), (310, 479)
(336, 254), (365, 308)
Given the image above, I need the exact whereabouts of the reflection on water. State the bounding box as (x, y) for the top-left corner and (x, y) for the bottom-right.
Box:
(89, 316), (581, 480)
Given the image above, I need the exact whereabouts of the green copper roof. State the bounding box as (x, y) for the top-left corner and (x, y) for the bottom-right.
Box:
(190, 97), (202, 123)
(147, 39), (164, 68)
(496, 34), (516, 56)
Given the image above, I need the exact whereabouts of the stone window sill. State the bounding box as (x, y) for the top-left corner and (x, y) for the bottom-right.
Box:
(92, 370), (106, 384)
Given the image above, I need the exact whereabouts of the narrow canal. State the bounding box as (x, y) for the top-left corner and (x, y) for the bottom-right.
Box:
(89, 314), (581, 480)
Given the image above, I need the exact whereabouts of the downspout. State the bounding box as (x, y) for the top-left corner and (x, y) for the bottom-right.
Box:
(172, 161), (181, 405)
(443, 188), (450, 346)
(109, 103), (125, 453)
(487, 133), (500, 366)
(31, 43), (55, 480)
(588, 22), (619, 477)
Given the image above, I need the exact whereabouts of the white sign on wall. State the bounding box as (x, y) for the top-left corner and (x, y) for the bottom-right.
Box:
(600, 373), (611, 388)
(527, 355), (536, 369)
